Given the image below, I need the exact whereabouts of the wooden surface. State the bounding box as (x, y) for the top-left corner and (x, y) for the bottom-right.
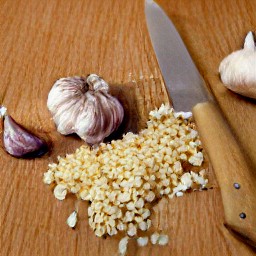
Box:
(0, 0), (255, 255)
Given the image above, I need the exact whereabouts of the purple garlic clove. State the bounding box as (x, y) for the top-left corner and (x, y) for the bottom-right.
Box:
(3, 115), (48, 158)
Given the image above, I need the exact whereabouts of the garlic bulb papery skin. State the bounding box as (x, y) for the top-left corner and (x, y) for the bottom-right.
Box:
(47, 74), (124, 145)
(219, 31), (256, 98)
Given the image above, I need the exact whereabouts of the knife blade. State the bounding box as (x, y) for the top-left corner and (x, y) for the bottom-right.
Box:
(145, 0), (256, 247)
(145, 0), (211, 112)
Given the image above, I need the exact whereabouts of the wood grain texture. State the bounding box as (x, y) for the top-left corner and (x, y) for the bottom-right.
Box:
(0, 0), (255, 256)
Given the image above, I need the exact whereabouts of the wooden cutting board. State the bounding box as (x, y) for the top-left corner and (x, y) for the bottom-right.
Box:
(0, 0), (255, 255)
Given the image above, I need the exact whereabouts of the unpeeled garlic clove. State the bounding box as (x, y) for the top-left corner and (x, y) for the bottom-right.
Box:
(219, 31), (256, 98)
(2, 112), (48, 158)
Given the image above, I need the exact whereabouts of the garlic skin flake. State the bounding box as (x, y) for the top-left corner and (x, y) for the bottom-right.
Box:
(219, 31), (256, 99)
(47, 74), (124, 145)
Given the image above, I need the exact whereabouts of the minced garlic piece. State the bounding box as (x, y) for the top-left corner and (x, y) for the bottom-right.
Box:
(158, 234), (169, 246)
(44, 104), (208, 240)
(150, 233), (169, 246)
(119, 236), (129, 256)
(54, 184), (68, 200)
(150, 232), (160, 245)
(176, 191), (184, 197)
(137, 237), (149, 247)
(43, 170), (54, 185)
(67, 211), (77, 228)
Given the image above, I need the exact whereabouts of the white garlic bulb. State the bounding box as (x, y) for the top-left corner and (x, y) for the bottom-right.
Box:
(219, 31), (256, 98)
(47, 74), (124, 145)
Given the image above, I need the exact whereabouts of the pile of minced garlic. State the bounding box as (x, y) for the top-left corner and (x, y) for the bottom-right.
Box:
(44, 104), (208, 255)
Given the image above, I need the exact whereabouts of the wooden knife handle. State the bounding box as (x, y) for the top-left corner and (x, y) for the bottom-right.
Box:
(193, 102), (256, 247)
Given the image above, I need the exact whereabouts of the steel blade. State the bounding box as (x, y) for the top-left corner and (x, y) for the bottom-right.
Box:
(145, 0), (211, 111)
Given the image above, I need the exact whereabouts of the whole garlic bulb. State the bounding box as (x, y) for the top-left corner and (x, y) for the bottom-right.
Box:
(219, 31), (256, 98)
(47, 74), (124, 145)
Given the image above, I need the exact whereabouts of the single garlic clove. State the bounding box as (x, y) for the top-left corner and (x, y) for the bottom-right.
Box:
(3, 114), (48, 158)
(219, 31), (256, 98)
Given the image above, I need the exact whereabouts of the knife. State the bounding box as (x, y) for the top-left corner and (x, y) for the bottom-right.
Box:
(145, 0), (256, 247)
